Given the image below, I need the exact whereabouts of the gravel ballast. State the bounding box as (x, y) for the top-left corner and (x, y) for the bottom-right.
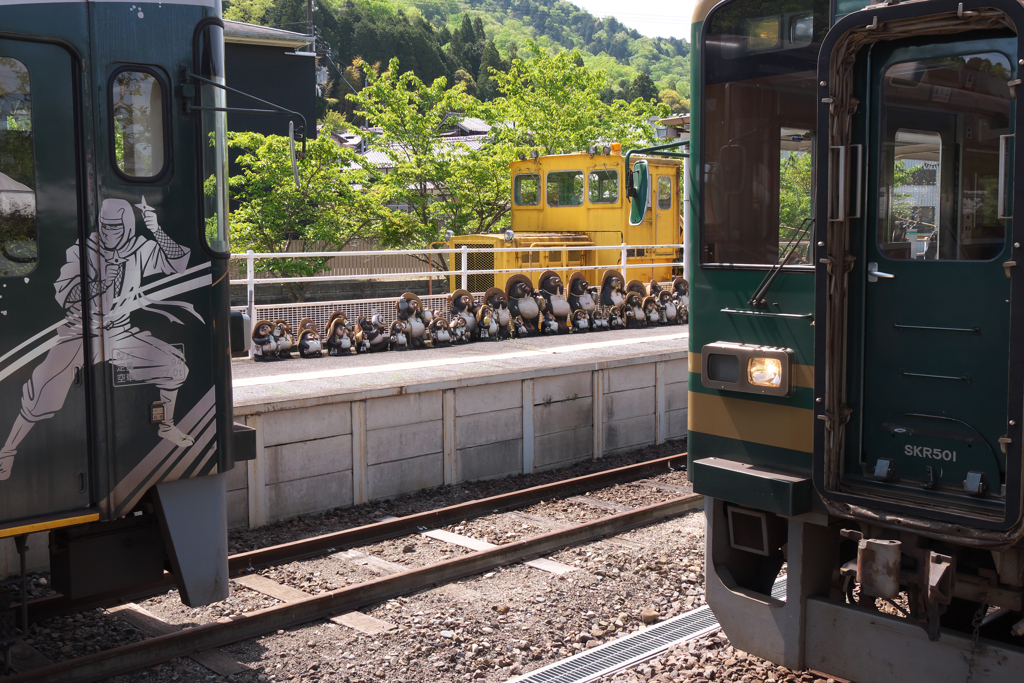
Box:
(1, 439), (837, 683)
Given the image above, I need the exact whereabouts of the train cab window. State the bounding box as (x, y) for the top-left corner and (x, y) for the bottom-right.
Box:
(0, 58), (36, 277)
(879, 53), (1012, 261)
(588, 169), (619, 203)
(701, 0), (826, 266)
(514, 173), (540, 205)
(111, 70), (166, 178)
(546, 170), (584, 207)
(657, 176), (673, 210)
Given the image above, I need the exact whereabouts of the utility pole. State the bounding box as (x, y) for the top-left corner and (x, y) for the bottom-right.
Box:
(306, 0), (314, 52)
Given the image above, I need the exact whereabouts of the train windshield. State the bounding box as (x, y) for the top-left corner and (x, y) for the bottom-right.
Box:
(700, 0), (828, 267)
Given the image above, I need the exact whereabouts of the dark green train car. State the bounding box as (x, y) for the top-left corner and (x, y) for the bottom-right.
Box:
(0, 0), (247, 624)
(689, 0), (1024, 678)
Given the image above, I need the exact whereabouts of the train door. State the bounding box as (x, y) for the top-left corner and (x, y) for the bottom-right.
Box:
(849, 31), (1019, 522)
(0, 41), (91, 521)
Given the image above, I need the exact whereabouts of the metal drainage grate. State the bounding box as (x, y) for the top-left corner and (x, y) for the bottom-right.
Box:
(513, 576), (788, 683)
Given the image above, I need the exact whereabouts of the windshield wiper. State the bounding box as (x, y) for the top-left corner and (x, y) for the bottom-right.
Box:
(748, 216), (813, 308)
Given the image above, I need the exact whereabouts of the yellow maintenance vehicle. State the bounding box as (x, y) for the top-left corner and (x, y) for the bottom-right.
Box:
(446, 143), (684, 292)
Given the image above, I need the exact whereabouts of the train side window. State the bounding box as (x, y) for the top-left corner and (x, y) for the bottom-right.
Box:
(547, 170), (584, 207)
(657, 176), (673, 210)
(514, 173), (540, 205)
(110, 69), (167, 179)
(589, 169), (619, 203)
(0, 58), (37, 277)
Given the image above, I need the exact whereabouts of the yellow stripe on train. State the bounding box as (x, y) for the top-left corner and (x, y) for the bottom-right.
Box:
(687, 391), (814, 453)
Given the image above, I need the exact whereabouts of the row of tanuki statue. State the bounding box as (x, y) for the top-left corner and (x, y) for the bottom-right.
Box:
(250, 269), (689, 360)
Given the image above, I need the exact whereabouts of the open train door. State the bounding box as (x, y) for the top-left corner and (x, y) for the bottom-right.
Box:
(0, 41), (93, 527)
(815, 4), (1024, 536)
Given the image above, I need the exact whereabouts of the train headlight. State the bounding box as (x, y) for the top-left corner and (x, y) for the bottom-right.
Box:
(701, 342), (793, 397)
(748, 357), (783, 388)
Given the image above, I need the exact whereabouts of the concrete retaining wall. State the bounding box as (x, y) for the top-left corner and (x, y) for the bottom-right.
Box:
(233, 350), (688, 529)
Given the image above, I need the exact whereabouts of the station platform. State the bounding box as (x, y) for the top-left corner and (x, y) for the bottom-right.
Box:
(228, 326), (690, 531)
(233, 326), (688, 407)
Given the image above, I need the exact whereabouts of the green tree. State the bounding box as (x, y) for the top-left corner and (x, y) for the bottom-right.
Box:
(658, 88), (688, 113)
(453, 68), (478, 97)
(224, 129), (378, 301)
(778, 150), (813, 261)
(476, 39), (502, 100)
(348, 57), (484, 247)
(223, 0), (275, 23)
(779, 151), (812, 232)
(628, 72), (658, 102)
(482, 40), (667, 155)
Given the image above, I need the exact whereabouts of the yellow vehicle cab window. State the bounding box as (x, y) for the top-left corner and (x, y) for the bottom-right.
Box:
(546, 170), (584, 207)
(657, 176), (673, 210)
(589, 169), (618, 203)
(514, 173), (540, 205)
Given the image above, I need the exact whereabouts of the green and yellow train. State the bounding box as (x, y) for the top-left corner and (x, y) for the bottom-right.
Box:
(0, 0), (255, 646)
(686, 0), (1024, 678)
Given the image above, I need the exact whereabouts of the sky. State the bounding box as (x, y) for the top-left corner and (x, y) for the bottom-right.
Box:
(567, 0), (700, 41)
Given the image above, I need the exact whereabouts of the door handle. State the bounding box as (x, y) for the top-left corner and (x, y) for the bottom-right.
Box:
(868, 262), (895, 283)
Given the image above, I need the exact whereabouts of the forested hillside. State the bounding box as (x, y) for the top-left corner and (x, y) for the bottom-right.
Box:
(224, 0), (690, 116)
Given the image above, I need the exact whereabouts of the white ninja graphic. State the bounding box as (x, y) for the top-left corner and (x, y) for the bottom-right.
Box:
(0, 197), (200, 481)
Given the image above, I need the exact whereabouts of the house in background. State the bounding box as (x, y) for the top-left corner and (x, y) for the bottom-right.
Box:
(223, 20), (318, 141)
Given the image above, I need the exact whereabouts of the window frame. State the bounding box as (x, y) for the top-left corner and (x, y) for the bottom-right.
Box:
(875, 49), (1014, 263)
(107, 65), (172, 183)
(699, 0), (826, 271)
(513, 172), (541, 206)
(588, 168), (620, 205)
(657, 175), (674, 210)
(0, 55), (38, 278)
(545, 169), (585, 207)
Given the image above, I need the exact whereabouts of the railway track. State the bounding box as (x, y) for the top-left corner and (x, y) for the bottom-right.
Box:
(12, 453), (688, 623)
(3, 453), (702, 682)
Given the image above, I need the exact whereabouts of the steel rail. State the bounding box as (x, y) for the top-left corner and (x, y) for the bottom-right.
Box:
(3, 492), (704, 683)
(16, 453), (688, 622)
